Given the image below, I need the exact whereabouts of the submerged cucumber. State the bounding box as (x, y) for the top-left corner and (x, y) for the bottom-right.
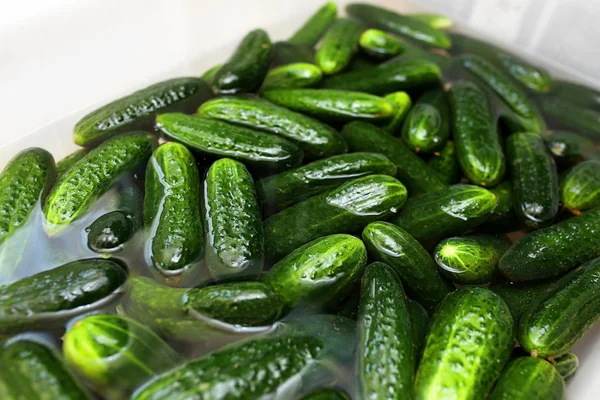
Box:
(315, 18), (363, 75)
(489, 357), (565, 400)
(427, 140), (461, 185)
(86, 210), (135, 253)
(561, 160), (600, 212)
(554, 352), (579, 382)
(545, 131), (596, 166)
(380, 91), (412, 134)
(56, 149), (87, 177)
(551, 79), (600, 110)
(359, 29), (406, 60)
(262, 63), (323, 90)
(537, 96), (600, 137)
(402, 88), (450, 154)
(289, 2), (338, 47)
(490, 278), (559, 323)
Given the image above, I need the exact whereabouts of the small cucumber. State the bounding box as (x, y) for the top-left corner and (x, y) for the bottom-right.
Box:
(200, 63), (222, 81)
(411, 13), (453, 30)
(300, 388), (349, 400)
(211, 29), (272, 94)
(347, 54), (380, 72)
(271, 41), (315, 67)
(56, 149), (87, 177)
(484, 181), (518, 231)
(341, 121), (447, 194)
(359, 29), (406, 60)
(427, 140), (461, 185)
(362, 221), (454, 312)
(289, 2), (338, 47)
(449, 80), (506, 187)
(561, 160), (600, 212)
(86, 210), (135, 253)
(499, 208), (600, 281)
(414, 287), (515, 400)
(385, 42), (451, 71)
(263, 234), (366, 309)
(554, 352), (579, 382)
(551, 79), (600, 110)
(264, 175), (406, 262)
(402, 88), (450, 153)
(545, 131), (596, 166)
(261, 63), (322, 90)
(357, 262), (414, 399)
(488, 357), (565, 400)
(537, 96), (600, 137)
(74, 78), (211, 146)
(155, 113), (303, 171)
(490, 278), (559, 323)
(408, 299), (430, 358)
(315, 18), (363, 75)
(197, 96), (347, 160)
(380, 91), (412, 134)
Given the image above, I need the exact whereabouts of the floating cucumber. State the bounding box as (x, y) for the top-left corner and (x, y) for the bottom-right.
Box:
(488, 357), (565, 400)
(551, 79), (600, 110)
(288, 2), (338, 47)
(261, 63), (323, 90)
(86, 210), (135, 253)
(537, 96), (600, 137)
(359, 29), (406, 60)
(315, 18), (363, 75)
(561, 160), (600, 212)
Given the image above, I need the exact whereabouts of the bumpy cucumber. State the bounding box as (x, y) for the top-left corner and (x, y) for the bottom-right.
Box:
(211, 29), (271, 94)
(271, 41), (315, 67)
(380, 91), (412, 134)
(499, 208), (600, 281)
(262, 63), (322, 91)
(554, 352), (579, 382)
(300, 388), (349, 400)
(427, 140), (461, 185)
(155, 113), (303, 171)
(315, 18), (363, 75)
(537, 96), (600, 137)
(357, 262), (414, 399)
(545, 131), (595, 166)
(551, 79), (600, 110)
(87, 210), (135, 253)
(402, 88), (450, 153)
(488, 357), (565, 400)
(264, 175), (406, 261)
(411, 13), (453, 30)
(561, 160), (600, 212)
(288, 2), (338, 47)
(359, 29), (406, 60)
(362, 221), (454, 312)
(74, 78), (211, 146)
(414, 287), (515, 400)
(408, 299), (430, 357)
(56, 149), (87, 177)
(197, 96), (347, 160)
(489, 278), (559, 323)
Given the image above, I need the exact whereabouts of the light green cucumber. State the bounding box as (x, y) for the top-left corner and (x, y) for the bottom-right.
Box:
(380, 91), (412, 135)
(359, 29), (406, 60)
(261, 63), (322, 90)
(315, 18), (364, 75)
(289, 2), (338, 47)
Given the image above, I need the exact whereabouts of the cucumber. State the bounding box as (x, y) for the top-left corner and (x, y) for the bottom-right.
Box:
(155, 113), (303, 171)
(211, 29), (271, 94)
(551, 79), (600, 110)
(391, 184), (498, 242)
(545, 131), (596, 166)
(144, 142), (204, 285)
(357, 262), (414, 399)
(519, 256), (600, 357)
(300, 388), (349, 400)
(411, 13), (453, 30)
(484, 181), (518, 231)
(359, 29), (406, 60)
(554, 352), (579, 382)
(402, 88), (450, 153)
(347, 3), (451, 49)
(347, 54), (380, 72)
(44, 132), (156, 234)
(408, 299), (430, 358)
(197, 96), (347, 160)
(488, 357), (565, 400)
(537, 96), (600, 137)
(499, 208), (600, 281)
(261, 88), (394, 122)
(262, 63), (323, 90)
(86, 210), (135, 253)
(63, 314), (181, 394)
(561, 160), (600, 212)
(341, 121), (447, 194)
(489, 278), (559, 323)
(1, 338), (92, 400)
(362, 221), (454, 312)
(427, 140), (461, 185)
(385, 42), (451, 71)
(271, 41), (315, 67)
(263, 234), (367, 308)
(74, 77), (211, 146)
(315, 18), (363, 75)
(289, 2), (338, 47)
(506, 132), (559, 228)
(0, 259), (127, 334)
(56, 149), (87, 177)
(264, 175), (406, 262)
(200, 63), (222, 81)
(257, 152), (396, 214)
(380, 91), (412, 134)
(414, 286), (515, 400)
(450, 80), (506, 187)
(434, 234), (510, 284)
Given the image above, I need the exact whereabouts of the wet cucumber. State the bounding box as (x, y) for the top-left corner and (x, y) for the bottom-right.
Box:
(264, 175), (406, 262)
(385, 42), (451, 71)
(561, 160), (600, 212)
(261, 63), (323, 91)
(359, 29), (406, 60)
(411, 14), (453, 30)
(488, 357), (565, 400)
(300, 388), (349, 400)
(315, 18), (363, 75)
(271, 41), (315, 67)
(537, 96), (600, 137)
(357, 262), (414, 399)
(414, 286), (515, 400)
(56, 149), (87, 177)
(408, 299), (430, 357)
(380, 91), (412, 134)
(484, 181), (518, 231)
(87, 210), (135, 253)
(427, 140), (461, 185)
(402, 88), (450, 153)
(489, 278), (559, 323)
(545, 131), (596, 166)
(554, 352), (579, 382)
(551, 79), (600, 110)
(288, 2), (338, 47)
(200, 63), (222, 82)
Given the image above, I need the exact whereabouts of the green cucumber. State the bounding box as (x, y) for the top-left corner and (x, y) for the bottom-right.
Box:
(300, 388), (349, 400)
(484, 181), (517, 231)
(86, 210), (135, 253)
(347, 3), (451, 49)
(155, 113), (303, 171)
(264, 175), (406, 261)
(402, 88), (450, 153)
(490, 278), (559, 323)
(197, 96), (347, 160)
(315, 18), (363, 75)
(203, 158), (263, 281)
(385, 42), (452, 71)
(359, 29), (406, 60)
(263, 234), (367, 308)
(211, 29), (271, 94)
(414, 286), (515, 400)
(262, 63), (323, 90)
(551, 79), (600, 110)
(380, 91), (412, 134)
(74, 78), (211, 146)
(545, 131), (596, 166)
(488, 357), (565, 400)
(362, 221), (454, 312)
(561, 160), (600, 212)
(554, 352), (579, 382)
(408, 299), (430, 357)
(347, 54), (380, 72)
(257, 152), (396, 214)
(411, 14), (453, 30)
(499, 208), (600, 281)
(537, 96), (600, 137)
(357, 262), (414, 399)
(427, 140), (461, 185)
(56, 149), (87, 177)
(341, 121), (447, 194)
(271, 41), (315, 67)
(450, 80), (505, 187)
(289, 2), (338, 47)
(200, 63), (222, 81)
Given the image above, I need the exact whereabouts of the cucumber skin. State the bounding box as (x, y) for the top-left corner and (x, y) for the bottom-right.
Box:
(411, 14), (453, 30)
(408, 300), (430, 358)
(289, 2), (338, 47)
(341, 121), (447, 194)
(537, 96), (600, 137)
(488, 357), (565, 400)
(402, 89), (450, 154)
(551, 79), (600, 110)
(264, 175), (407, 262)
(545, 131), (595, 166)
(74, 77), (211, 146)
(414, 287), (515, 400)
(357, 262), (414, 400)
(380, 91), (412, 134)
(262, 63), (323, 91)
(271, 41), (315, 67)
(484, 181), (518, 231)
(554, 352), (579, 382)
(428, 141), (461, 185)
(87, 210), (134, 253)
(359, 29), (406, 60)
(56, 149), (87, 177)
(489, 278), (559, 323)
(316, 18), (363, 75)
(561, 160), (600, 212)
(211, 29), (272, 94)
(499, 208), (600, 281)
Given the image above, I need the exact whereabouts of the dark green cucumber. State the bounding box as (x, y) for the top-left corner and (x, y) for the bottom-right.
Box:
(263, 234), (367, 308)
(537, 96), (600, 137)
(155, 113), (303, 171)
(144, 142), (203, 285)
(300, 388), (349, 400)
(315, 18), (363, 75)
(402, 88), (450, 153)
(203, 158), (263, 281)
(261, 63), (323, 90)
(499, 208), (600, 281)
(86, 210), (135, 253)
(211, 29), (271, 94)
(288, 2), (338, 47)
(519, 257), (600, 357)
(506, 132), (559, 228)
(408, 299), (430, 357)
(359, 29), (406, 60)
(74, 78), (211, 146)
(391, 184), (498, 242)
(357, 262), (414, 399)
(380, 91), (412, 134)
(489, 278), (559, 323)
(450, 80), (505, 187)
(484, 181), (517, 230)
(561, 160), (600, 212)
(197, 96), (347, 160)
(385, 42), (451, 71)
(56, 149), (87, 177)
(545, 131), (596, 166)
(347, 3), (451, 49)
(414, 287), (515, 400)
(488, 357), (565, 400)
(257, 152), (396, 214)
(341, 121), (447, 194)
(427, 140), (461, 185)
(551, 79), (600, 110)
(362, 221), (454, 312)
(0, 259), (127, 333)
(271, 41), (315, 67)
(554, 352), (579, 382)
(411, 13), (453, 30)
(200, 63), (222, 81)
(264, 175), (406, 261)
